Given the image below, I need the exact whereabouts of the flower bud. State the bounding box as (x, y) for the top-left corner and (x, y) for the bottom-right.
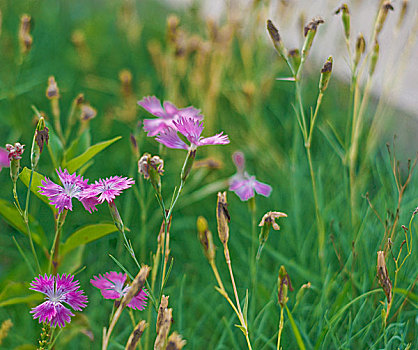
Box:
(216, 192), (230, 246)
(197, 216), (216, 263)
(6, 143), (24, 184)
(335, 4), (350, 40)
(108, 200), (124, 233)
(31, 118), (48, 169)
(354, 33), (366, 67)
(277, 265), (293, 307)
(375, 2), (394, 38)
(46, 76), (60, 100)
(369, 40), (380, 76)
(18, 14), (32, 54)
(377, 251), (392, 303)
(319, 56), (333, 93)
(80, 104), (97, 121)
(288, 49), (301, 72)
(302, 18), (324, 61)
(267, 20), (287, 60)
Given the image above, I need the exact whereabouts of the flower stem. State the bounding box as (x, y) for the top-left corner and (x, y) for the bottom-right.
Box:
(277, 306), (284, 350)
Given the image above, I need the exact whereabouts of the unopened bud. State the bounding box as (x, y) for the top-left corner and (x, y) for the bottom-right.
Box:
(108, 200), (124, 232)
(125, 320), (147, 350)
(335, 4), (350, 40)
(122, 265), (150, 309)
(119, 69), (132, 97)
(80, 104), (97, 121)
(197, 216), (216, 262)
(369, 40), (380, 76)
(377, 251), (392, 303)
(166, 332), (187, 350)
(31, 118), (47, 169)
(375, 2), (394, 38)
(277, 265), (293, 307)
(18, 14), (32, 54)
(302, 17), (324, 61)
(46, 76), (60, 99)
(319, 56), (333, 93)
(288, 49), (301, 72)
(267, 20), (287, 59)
(354, 33), (366, 67)
(216, 192), (230, 246)
(6, 143), (24, 184)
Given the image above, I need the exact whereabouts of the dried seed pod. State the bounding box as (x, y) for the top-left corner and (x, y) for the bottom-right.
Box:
(267, 19), (287, 59)
(154, 308), (173, 350)
(375, 2), (394, 38)
(377, 251), (392, 303)
(277, 265), (293, 307)
(125, 320), (147, 350)
(216, 192), (230, 246)
(46, 76), (59, 100)
(156, 295), (169, 334)
(302, 17), (324, 61)
(165, 332), (187, 350)
(122, 265), (150, 309)
(354, 33), (366, 67)
(335, 4), (350, 40)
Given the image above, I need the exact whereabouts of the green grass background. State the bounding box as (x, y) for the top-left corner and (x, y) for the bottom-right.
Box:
(0, 0), (417, 349)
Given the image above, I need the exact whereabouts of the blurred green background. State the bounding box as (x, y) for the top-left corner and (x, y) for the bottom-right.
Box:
(0, 0), (417, 349)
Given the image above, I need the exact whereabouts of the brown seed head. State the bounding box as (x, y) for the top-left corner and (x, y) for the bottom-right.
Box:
(122, 265), (150, 309)
(125, 320), (147, 350)
(216, 192), (230, 246)
(156, 295), (169, 334)
(35, 127), (49, 154)
(166, 332), (187, 350)
(258, 211), (287, 231)
(46, 76), (59, 99)
(154, 308), (173, 350)
(80, 104), (97, 121)
(19, 14), (32, 53)
(267, 20), (281, 43)
(304, 17), (325, 37)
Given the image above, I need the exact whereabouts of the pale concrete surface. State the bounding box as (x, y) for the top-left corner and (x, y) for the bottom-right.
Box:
(166, 0), (418, 119)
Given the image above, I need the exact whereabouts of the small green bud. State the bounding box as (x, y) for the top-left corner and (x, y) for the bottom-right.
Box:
(288, 49), (301, 72)
(335, 4), (350, 40)
(197, 216), (216, 263)
(319, 56), (333, 93)
(267, 19), (287, 60)
(301, 18), (324, 61)
(30, 118), (48, 169)
(370, 40), (380, 76)
(277, 265), (293, 307)
(108, 200), (124, 233)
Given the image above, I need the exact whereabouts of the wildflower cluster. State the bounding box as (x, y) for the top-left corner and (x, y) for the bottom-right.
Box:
(38, 168), (134, 214)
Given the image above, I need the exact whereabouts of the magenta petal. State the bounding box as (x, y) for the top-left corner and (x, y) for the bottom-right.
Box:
(232, 151), (245, 173)
(197, 132), (230, 146)
(30, 274), (55, 296)
(138, 96), (166, 118)
(162, 101), (179, 117)
(127, 289), (148, 310)
(254, 180), (272, 197)
(234, 183), (255, 201)
(30, 301), (58, 324)
(90, 272), (127, 300)
(156, 128), (188, 150)
(0, 148), (9, 170)
(173, 117), (203, 144)
(143, 118), (174, 137)
(51, 303), (74, 328)
(64, 290), (88, 311)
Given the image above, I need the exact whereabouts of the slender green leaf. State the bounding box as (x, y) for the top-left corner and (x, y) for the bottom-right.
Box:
(19, 167), (57, 213)
(0, 294), (42, 307)
(243, 289), (249, 326)
(62, 136), (121, 173)
(60, 223), (117, 256)
(0, 199), (45, 245)
(46, 121), (64, 167)
(285, 305), (306, 350)
(64, 128), (91, 161)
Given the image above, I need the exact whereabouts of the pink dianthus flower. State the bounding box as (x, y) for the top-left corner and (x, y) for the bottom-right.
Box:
(81, 176), (134, 204)
(30, 274), (88, 328)
(90, 272), (148, 310)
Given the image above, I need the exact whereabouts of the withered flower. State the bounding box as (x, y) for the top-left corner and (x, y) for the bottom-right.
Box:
(377, 251), (392, 303)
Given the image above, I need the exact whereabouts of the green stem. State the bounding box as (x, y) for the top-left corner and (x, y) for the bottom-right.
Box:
(24, 168), (41, 273)
(277, 306), (284, 350)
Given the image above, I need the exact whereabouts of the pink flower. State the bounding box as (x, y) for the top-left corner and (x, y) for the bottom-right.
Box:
(229, 151), (272, 201)
(38, 168), (99, 214)
(90, 272), (148, 310)
(138, 96), (203, 137)
(156, 116), (229, 150)
(81, 176), (134, 204)
(0, 148), (9, 172)
(30, 274), (88, 328)
(6, 142), (24, 160)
